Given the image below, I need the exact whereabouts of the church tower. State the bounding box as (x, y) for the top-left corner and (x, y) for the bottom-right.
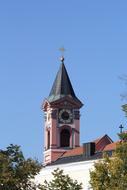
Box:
(42, 56), (83, 165)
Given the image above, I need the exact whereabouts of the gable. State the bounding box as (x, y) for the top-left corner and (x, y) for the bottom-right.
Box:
(93, 134), (113, 151)
(49, 96), (83, 109)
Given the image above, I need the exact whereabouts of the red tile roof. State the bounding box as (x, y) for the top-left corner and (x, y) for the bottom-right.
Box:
(103, 142), (117, 151)
(93, 134), (113, 151)
(62, 147), (83, 158)
(93, 134), (113, 144)
(61, 135), (114, 158)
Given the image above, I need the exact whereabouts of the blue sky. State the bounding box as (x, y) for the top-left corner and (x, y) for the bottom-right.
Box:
(0, 1), (127, 161)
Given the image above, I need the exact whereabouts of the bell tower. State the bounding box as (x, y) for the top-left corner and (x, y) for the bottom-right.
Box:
(42, 57), (83, 165)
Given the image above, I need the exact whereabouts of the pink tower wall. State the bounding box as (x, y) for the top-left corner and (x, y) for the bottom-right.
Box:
(74, 119), (80, 147)
(43, 100), (82, 165)
(50, 118), (57, 148)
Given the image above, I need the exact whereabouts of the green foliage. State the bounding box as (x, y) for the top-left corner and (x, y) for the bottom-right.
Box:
(90, 142), (127, 190)
(118, 131), (127, 140)
(39, 168), (82, 190)
(0, 144), (82, 190)
(122, 104), (127, 117)
(120, 75), (127, 100)
(0, 144), (42, 190)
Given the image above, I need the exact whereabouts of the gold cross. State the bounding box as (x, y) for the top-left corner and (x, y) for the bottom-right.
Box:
(59, 47), (66, 56)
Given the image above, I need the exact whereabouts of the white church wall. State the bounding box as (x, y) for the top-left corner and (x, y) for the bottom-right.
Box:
(35, 159), (96, 190)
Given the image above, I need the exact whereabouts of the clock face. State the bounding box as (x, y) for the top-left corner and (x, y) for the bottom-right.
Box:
(59, 109), (73, 124)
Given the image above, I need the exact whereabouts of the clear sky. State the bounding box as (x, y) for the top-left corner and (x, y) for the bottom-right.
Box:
(0, 1), (127, 161)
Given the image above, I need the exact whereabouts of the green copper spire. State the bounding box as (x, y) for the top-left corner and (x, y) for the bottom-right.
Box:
(48, 58), (80, 103)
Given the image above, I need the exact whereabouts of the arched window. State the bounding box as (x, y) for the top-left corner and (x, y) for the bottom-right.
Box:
(60, 129), (70, 147)
(47, 131), (50, 149)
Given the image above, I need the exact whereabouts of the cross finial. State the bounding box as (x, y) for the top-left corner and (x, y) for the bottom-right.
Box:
(59, 47), (65, 55)
(59, 47), (66, 63)
(119, 124), (124, 134)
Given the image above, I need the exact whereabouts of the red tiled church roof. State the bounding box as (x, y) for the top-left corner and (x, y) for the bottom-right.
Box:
(93, 134), (113, 151)
(62, 147), (83, 158)
(60, 134), (114, 159)
(103, 142), (117, 151)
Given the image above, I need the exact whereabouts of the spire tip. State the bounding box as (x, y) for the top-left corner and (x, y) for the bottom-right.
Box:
(59, 47), (65, 63)
(60, 56), (64, 63)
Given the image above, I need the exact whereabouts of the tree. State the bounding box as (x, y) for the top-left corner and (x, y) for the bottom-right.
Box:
(0, 144), (42, 190)
(39, 168), (82, 190)
(120, 74), (127, 100)
(120, 74), (127, 116)
(90, 141), (127, 190)
(122, 104), (127, 116)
